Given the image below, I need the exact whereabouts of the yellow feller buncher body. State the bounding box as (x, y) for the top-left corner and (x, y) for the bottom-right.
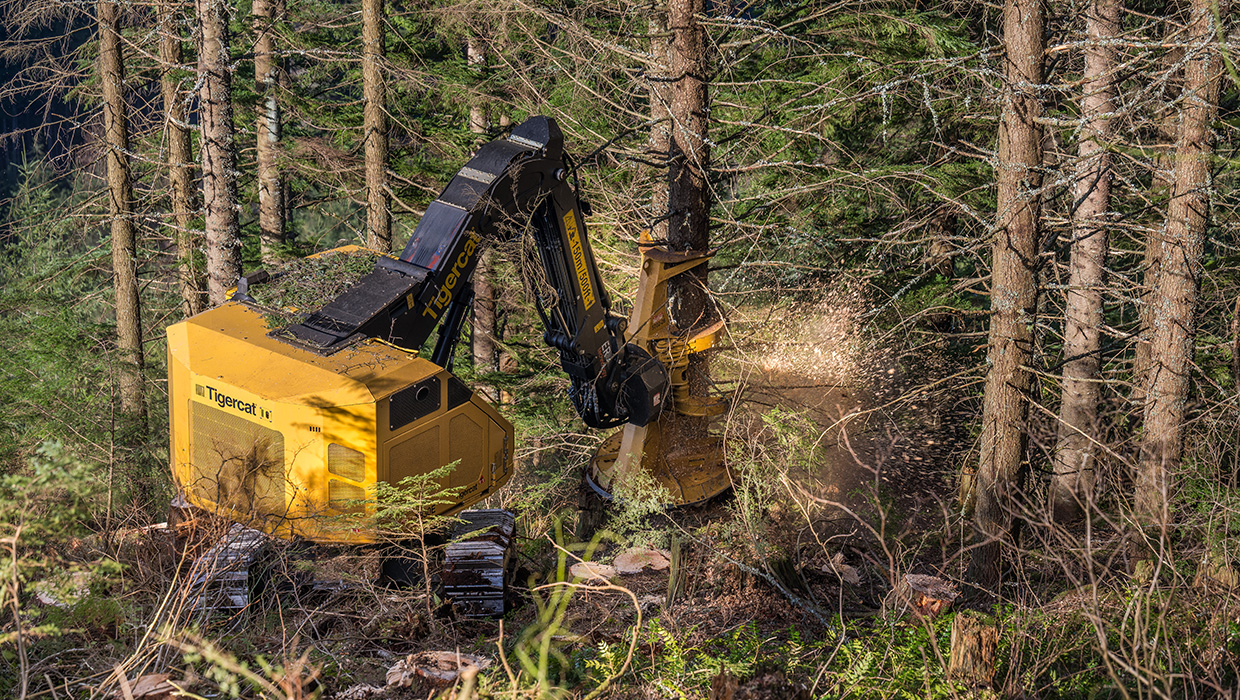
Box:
(167, 298), (513, 544)
(166, 117), (731, 613)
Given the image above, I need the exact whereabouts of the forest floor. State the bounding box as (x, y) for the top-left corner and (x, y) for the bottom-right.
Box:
(20, 295), (979, 699)
(18, 296), (1236, 699)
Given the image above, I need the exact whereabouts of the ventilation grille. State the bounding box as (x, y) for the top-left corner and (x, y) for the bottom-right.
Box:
(190, 402), (285, 518)
(390, 376), (440, 431)
(329, 479), (367, 513)
(388, 426), (440, 486)
(328, 443), (365, 482)
(446, 414), (484, 490)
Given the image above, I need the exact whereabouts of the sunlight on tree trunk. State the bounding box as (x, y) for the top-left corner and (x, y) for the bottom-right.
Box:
(1050, 0), (1119, 523)
(667, 0), (713, 344)
(197, 0), (242, 306)
(99, 0), (146, 429)
(468, 34), (497, 401)
(968, 0), (1043, 589)
(473, 250), (498, 402)
(362, 0), (390, 253)
(254, 0), (284, 264)
(467, 36), (488, 137)
(159, 0), (203, 316)
(1137, 0), (1226, 530)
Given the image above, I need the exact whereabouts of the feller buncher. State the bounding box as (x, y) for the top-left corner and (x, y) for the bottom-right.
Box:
(167, 116), (730, 614)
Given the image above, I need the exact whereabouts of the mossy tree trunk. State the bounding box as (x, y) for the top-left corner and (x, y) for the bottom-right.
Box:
(254, 0), (285, 264)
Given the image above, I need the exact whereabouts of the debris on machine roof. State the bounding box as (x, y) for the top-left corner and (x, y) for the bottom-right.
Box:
(246, 247), (379, 329)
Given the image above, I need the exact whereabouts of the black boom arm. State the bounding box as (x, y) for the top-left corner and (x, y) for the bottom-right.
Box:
(276, 117), (668, 429)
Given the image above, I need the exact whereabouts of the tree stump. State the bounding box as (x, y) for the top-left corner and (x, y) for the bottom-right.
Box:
(883, 573), (959, 619)
(948, 611), (998, 688)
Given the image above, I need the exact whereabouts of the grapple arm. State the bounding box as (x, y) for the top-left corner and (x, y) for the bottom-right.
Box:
(276, 116), (668, 428)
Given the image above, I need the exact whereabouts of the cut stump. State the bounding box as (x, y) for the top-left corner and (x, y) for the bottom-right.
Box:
(948, 611), (998, 688)
(883, 573), (959, 619)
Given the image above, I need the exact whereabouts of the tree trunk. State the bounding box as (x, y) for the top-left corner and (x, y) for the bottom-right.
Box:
(1137, 0), (1225, 528)
(948, 612), (998, 688)
(362, 0), (390, 252)
(1133, 22), (1186, 406)
(158, 0), (203, 316)
(968, 0), (1043, 589)
(254, 0), (284, 264)
(99, 0), (147, 427)
(648, 7), (671, 240)
(197, 0), (242, 306)
(466, 35), (497, 400)
(473, 250), (497, 401)
(667, 0), (712, 339)
(467, 36), (488, 136)
(1050, 0), (1119, 522)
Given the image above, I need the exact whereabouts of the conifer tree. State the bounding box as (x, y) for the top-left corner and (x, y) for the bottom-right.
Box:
(969, 0), (1044, 589)
(254, 0), (285, 263)
(362, 0), (390, 252)
(1137, 0), (1227, 529)
(158, 0), (204, 315)
(1050, 0), (1120, 522)
(98, 0), (146, 427)
(197, 0), (242, 305)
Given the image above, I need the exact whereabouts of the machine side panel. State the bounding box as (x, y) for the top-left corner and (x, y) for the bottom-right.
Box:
(378, 376), (514, 515)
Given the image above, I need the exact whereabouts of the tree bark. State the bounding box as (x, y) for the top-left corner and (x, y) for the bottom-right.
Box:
(467, 36), (488, 136)
(648, 7), (672, 240)
(254, 0), (284, 264)
(197, 0), (241, 306)
(466, 35), (498, 399)
(948, 612), (998, 687)
(968, 0), (1043, 589)
(1137, 0), (1225, 528)
(473, 250), (497, 401)
(667, 0), (712, 331)
(1133, 22), (1185, 406)
(1050, 0), (1119, 522)
(362, 0), (390, 252)
(99, 0), (147, 426)
(158, 0), (203, 316)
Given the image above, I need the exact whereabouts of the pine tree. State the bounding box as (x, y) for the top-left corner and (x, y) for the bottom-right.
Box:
(969, 0), (1044, 589)
(197, 0), (242, 305)
(1137, 0), (1227, 529)
(98, 0), (146, 429)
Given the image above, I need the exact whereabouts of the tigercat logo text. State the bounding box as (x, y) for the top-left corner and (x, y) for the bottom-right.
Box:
(564, 210), (596, 310)
(421, 233), (480, 321)
(197, 384), (272, 421)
